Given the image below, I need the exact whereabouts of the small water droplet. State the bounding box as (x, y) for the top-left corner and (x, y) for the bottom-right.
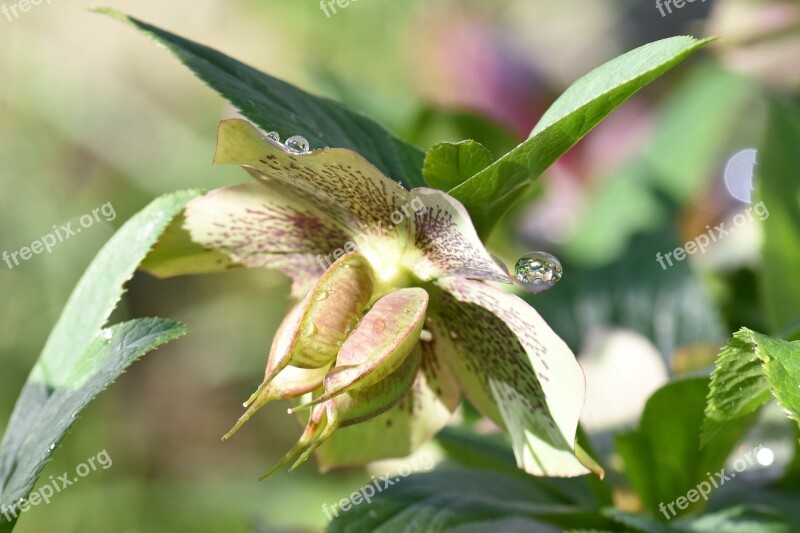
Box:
(101, 329), (113, 340)
(302, 321), (318, 338)
(48, 443), (56, 452)
(372, 319), (386, 333)
(419, 330), (433, 342)
(514, 251), (563, 294)
(284, 135), (310, 155)
(449, 330), (458, 340)
(266, 131), (281, 143)
(315, 290), (329, 301)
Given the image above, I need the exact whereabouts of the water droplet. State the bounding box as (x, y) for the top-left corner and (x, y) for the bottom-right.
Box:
(372, 319), (386, 333)
(284, 135), (310, 155)
(315, 290), (329, 301)
(48, 443), (56, 452)
(514, 251), (563, 294)
(101, 329), (113, 340)
(266, 131), (281, 143)
(302, 321), (318, 338)
(419, 330), (433, 342)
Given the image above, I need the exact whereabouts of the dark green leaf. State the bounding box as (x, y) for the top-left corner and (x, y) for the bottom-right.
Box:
(97, 8), (426, 189)
(325, 469), (617, 533)
(0, 191), (198, 530)
(0, 319), (186, 531)
(448, 36), (712, 237)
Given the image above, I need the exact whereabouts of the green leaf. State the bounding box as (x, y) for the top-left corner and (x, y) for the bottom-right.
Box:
(96, 8), (426, 190)
(616, 378), (750, 517)
(703, 328), (800, 445)
(675, 506), (789, 532)
(325, 469), (618, 532)
(448, 36), (712, 237)
(604, 506), (789, 533)
(563, 65), (755, 266)
(423, 141), (494, 191)
(0, 191), (198, 531)
(757, 97), (800, 334)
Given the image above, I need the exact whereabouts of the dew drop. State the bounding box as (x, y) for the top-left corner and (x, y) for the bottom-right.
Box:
(449, 330), (458, 340)
(48, 443), (56, 452)
(372, 319), (386, 333)
(514, 251), (563, 294)
(266, 131), (281, 143)
(302, 321), (318, 338)
(315, 290), (329, 301)
(101, 329), (113, 340)
(419, 330), (433, 342)
(284, 135), (310, 155)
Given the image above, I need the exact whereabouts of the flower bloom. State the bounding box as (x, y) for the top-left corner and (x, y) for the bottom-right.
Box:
(149, 119), (599, 478)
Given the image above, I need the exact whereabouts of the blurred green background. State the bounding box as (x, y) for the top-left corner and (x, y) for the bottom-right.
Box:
(1, 0), (798, 531)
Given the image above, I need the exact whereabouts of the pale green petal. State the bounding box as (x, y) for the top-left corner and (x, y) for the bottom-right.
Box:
(215, 119), (412, 277)
(147, 182), (351, 297)
(403, 188), (511, 283)
(433, 277), (593, 477)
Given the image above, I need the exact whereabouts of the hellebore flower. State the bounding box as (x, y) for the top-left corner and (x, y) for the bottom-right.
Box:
(154, 119), (599, 478)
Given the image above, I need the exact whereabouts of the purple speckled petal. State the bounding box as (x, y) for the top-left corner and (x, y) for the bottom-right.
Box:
(403, 188), (512, 283)
(434, 277), (594, 477)
(184, 182), (351, 296)
(214, 119), (411, 268)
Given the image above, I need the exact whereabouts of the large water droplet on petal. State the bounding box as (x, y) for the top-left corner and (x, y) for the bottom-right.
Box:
(514, 251), (563, 294)
(284, 135), (310, 155)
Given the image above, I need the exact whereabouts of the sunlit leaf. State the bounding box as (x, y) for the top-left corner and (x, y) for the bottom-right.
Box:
(449, 36), (712, 237)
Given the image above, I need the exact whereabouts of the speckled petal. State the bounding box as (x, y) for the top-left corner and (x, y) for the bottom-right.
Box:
(312, 333), (461, 471)
(182, 182), (352, 297)
(403, 188), (512, 283)
(433, 277), (593, 477)
(215, 119), (411, 273)
(266, 346), (424, 476)
(304, 288), (428, 407)
(265, 253), (375, 376)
